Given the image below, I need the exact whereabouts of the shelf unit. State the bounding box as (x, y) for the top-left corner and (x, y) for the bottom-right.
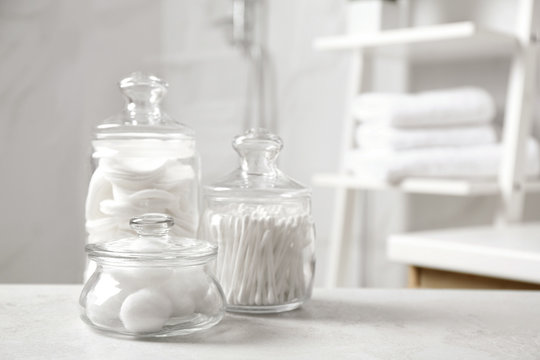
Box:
(314, 21), (518, 62)
(313, 173), (540, 196)
(314, 0), (539, 287)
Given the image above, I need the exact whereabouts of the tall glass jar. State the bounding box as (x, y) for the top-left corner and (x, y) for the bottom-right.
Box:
(199, 128), (316, 313)
(85, 72), (200, 249)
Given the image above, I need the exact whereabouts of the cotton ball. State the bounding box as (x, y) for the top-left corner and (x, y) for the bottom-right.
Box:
(195, 289), (223, 315)
(179, 269), (210, 303)
(86, 290), (129, 328)
(108, 267), (173, 290)
(160, 275), (196, 317)
(128, 238), (169, 252)
(85, 273), (129, 328)
(160, 269), (210, 316)
(169, 295), (195, 318)
(119, 288), (172, 333)
(171, 296), (195, 318)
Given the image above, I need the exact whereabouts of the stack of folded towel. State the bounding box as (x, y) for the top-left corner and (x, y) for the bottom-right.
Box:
(346, 87), (540, 183)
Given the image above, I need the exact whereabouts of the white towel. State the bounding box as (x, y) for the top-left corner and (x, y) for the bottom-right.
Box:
(353, 87), (496, 128)
(345, 139), (540, 183)
(356, 124), (498, 151)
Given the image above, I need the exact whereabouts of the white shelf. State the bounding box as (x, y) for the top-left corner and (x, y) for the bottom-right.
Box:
(314, 22), (518, 62)
(312, 173), (540, 196)
(388, 223), (540, 284)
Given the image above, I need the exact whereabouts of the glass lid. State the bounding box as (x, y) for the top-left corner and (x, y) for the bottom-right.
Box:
(86, 214), (216, 265)
(95, 72), (194, 140)
(205, 128), (310, 199)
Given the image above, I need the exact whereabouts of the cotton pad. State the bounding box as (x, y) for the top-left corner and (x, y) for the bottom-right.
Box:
(85, 169), (113, 221)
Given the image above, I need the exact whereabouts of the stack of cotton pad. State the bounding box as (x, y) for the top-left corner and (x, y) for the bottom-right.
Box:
(86, 140), (198, 245)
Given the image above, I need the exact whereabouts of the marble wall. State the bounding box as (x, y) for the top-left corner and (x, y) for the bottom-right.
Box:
(1, 0), (538, 287)
(0, 0), (163, 282)
(0, 0), (348, 284)
(158, 0), (349, 287)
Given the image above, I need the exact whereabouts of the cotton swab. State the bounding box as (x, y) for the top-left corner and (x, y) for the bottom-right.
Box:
(203, 206), (314, 307)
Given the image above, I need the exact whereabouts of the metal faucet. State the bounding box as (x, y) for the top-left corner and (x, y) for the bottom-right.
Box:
(231, 0), (258, 52)
(217, 0), (275, 131)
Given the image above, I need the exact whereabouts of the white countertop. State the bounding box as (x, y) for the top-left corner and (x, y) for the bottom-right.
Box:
(1, 285), (539, 360)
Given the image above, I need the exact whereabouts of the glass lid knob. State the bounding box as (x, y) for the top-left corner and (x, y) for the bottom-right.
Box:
(129, 213), (174, 237)
(233, 128), (283, 176)
(119, 72), (168, 122)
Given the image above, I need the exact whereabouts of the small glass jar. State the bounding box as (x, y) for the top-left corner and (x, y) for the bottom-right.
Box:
(80, 214), (225, 337)
(199, 128), (316, 313)
(85, 72), (200, 247)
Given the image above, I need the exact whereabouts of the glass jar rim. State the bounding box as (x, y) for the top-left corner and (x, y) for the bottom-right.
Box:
(86, 238), (217, 266)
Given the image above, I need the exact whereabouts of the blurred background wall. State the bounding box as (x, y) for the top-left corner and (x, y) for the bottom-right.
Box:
(0, 0), (162, 282)
(0, 0), (538, 286)
(0, 0), (346, 284)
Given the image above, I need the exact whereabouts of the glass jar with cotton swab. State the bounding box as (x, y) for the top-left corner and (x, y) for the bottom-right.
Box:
(199, 128), (316, 313)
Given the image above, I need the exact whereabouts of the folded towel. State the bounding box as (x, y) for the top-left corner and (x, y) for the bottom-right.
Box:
(353, 87), (496, 128)
(345, 139), (540, 183)
(356, 124), (498, 151)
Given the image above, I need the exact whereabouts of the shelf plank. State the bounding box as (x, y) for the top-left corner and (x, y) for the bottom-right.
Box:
(312, 173), (540, 196)
(314, 22), (518, 62)
(388, 223), (540, 284)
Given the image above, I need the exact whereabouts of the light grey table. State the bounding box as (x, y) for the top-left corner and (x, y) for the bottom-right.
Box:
(1, 285), (539, 360)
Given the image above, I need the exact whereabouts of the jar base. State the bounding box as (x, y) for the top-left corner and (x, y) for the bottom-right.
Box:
(226, 300), (303, 314)
(81, 312), (223, 338)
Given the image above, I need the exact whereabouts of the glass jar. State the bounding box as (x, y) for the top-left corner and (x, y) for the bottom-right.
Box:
(85, 72), (200, 247)
(199, 128), (316, 313)
(80, 214), (225, 337)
